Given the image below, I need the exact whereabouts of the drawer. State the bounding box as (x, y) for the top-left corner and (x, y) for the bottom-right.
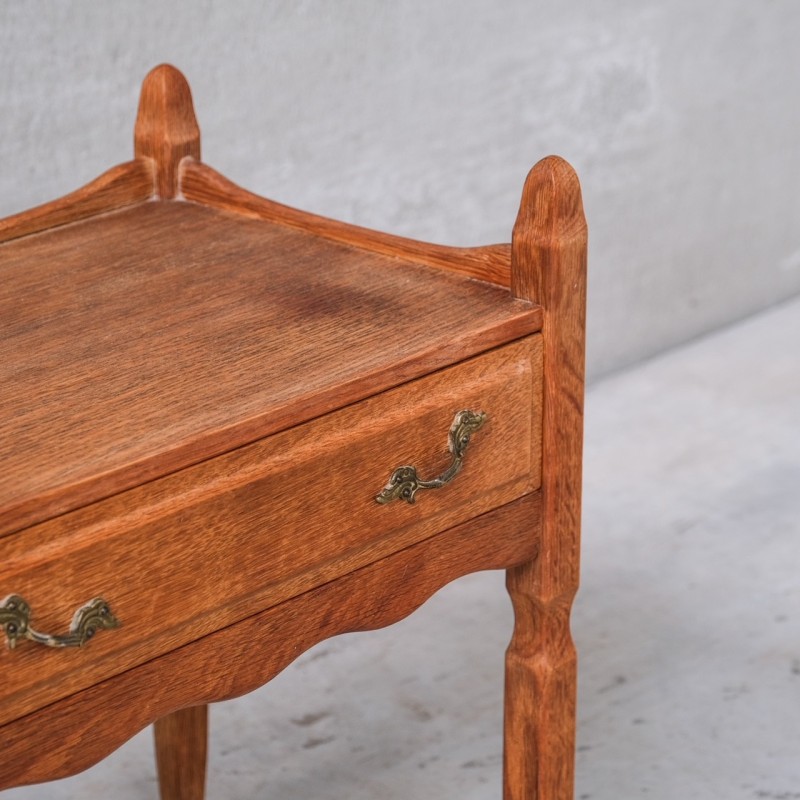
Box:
(0, 335), (542, 725)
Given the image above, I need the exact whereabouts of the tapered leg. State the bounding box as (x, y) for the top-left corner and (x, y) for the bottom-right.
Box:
(153, 705), (208, 800)
(504, 560), (578, 799)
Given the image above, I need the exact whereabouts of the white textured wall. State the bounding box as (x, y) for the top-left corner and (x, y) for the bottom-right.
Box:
(2, 1), (799, 377)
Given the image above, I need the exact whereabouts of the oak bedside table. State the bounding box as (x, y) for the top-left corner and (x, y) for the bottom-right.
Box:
(0, 65), (587, 800)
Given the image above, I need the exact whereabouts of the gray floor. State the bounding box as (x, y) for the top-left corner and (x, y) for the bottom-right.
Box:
(7, 296), (800, 799)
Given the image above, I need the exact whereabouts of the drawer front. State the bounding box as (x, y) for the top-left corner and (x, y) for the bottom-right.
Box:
(0, 335), (542, 725)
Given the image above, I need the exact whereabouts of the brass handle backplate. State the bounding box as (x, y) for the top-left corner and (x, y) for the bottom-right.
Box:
(376, 409), (487, 505)
(1, 595), (120, 650)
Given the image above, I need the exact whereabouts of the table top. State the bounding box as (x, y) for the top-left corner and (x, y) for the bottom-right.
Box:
(1, 199), (540, 537)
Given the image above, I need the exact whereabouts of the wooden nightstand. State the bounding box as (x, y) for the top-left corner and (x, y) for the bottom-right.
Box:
(0, 65), (586, 800)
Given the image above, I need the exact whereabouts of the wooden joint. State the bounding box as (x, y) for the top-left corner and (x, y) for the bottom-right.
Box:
(134, 64), (201, 200)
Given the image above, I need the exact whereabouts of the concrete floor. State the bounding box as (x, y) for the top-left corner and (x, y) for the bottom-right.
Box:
(7, 296), (800, 799)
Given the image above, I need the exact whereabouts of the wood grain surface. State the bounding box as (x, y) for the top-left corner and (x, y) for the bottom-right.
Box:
(504, 156), (587, 800)
(154, 705), (208, 800)
(0, 493), (541, 790)
(0, 337), (541, 727)
(0, 199), (541, 537)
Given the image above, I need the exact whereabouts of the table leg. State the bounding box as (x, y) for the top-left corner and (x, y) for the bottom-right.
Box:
(503, 559), (577, 799)
(153, 704), (208, 800)
(505, 156), (586, 798)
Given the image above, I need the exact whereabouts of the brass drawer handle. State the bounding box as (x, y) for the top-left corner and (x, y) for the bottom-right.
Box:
(376, 410), (487, 505)
(1, 595), (120, 650)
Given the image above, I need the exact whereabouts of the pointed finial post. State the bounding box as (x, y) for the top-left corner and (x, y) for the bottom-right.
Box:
(504, 155), (587, 800)
(511, 155), (587, 306)
(134, 64), (201, 199)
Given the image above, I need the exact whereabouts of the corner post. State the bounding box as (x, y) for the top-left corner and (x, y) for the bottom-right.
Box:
(504, 156), (587, 800)
(134, 64), (201, 199)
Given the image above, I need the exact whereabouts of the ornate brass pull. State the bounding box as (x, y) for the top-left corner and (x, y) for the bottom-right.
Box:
(376, 410), (487, 505)
(1, 595), (120, 650)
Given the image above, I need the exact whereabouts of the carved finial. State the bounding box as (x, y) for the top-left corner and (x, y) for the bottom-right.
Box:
(511, 155), (586, 303)
(134, 64), (201, 199)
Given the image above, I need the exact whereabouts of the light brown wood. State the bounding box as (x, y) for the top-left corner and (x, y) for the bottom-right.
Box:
(180, 160), (512, 285)
(504, 156), (587, 800)
(134, 64), (200, 199)
(0, 200), (541, 538)
(154, 705), (208, 800)
(0, 336), (541, 727)
(0, 159), (153, 244)
(0, 493), (541, 789)
(0, 65), (585, 799)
